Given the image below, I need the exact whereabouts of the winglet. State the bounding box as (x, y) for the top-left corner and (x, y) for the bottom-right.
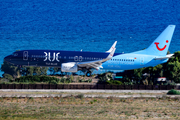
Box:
(106, 41), (117, 53)
(106, 48), (116, 60)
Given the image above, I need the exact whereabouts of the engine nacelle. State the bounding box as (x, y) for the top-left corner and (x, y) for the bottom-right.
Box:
(61, 63), (78, 72)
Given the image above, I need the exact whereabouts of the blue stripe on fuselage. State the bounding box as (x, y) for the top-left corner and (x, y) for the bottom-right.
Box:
(8, 50), (122, 67)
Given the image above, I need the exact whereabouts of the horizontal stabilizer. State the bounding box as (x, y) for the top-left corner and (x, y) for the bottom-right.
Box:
(154, 54), (174, 60)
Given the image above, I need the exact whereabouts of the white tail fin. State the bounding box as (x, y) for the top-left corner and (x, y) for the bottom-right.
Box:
(144, 25), (176, 56)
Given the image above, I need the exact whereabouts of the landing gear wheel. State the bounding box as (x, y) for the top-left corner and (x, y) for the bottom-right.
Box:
(86, 71), (92, 77)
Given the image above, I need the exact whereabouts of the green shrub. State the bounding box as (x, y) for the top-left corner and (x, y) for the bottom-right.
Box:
(167, 89), (180, 95)
(3, 74), (13, 81)
(33, 76), (40, 82)
(40, 76), (50, 82)
(105, 80), (123, 85)
(1, 82), (10, 84)
(49, 80), (58, 84)
(87, 79), (92, 83)
(15, 75), (60, 83)
(76, 94), (84, 99)
(60, 77), (66, 83)
(113, 80), (123, 85)
(65, 78), (71, 83)
(70, 75), (74, 82)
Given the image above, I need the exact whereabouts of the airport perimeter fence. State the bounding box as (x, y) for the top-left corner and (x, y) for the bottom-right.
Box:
(0, 84), (176, 90)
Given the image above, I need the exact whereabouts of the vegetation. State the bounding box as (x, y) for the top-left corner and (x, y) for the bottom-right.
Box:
(15, 75), (73, 84)
(0, 75), (73, 84)
(0, 97), (180, 119)
(106, 80), (123, 85)
(97, 72), (114, 84)
(167, 89), (180, 95)
(1, 61), (48, 79)
(79, 79), (92, 83)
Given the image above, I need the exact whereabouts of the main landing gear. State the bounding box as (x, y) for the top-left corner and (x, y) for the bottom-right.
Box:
(81, 69), (92, 77)
(86, 71), (92, 77)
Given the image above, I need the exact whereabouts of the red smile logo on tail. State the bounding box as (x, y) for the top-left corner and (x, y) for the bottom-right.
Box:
(154, 40), (168, 51)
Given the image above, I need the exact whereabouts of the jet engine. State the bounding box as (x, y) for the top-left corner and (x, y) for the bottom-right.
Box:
(61, 63), (78, 72)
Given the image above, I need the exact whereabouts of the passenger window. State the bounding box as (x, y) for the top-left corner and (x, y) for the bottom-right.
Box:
(14, 53), (18, 56)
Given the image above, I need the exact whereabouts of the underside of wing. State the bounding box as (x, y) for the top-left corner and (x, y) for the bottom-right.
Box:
(77, 60), (103, 69)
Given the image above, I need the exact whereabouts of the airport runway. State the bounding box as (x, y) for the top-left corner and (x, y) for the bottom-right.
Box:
(0, 89), (169, 93)
(0, 89), (177, 98)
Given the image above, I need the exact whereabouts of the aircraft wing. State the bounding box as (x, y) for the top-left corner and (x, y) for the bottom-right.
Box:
(77, 59), (103, 70)
(154, 54), (174, 60)
(77, 45), (116, 70)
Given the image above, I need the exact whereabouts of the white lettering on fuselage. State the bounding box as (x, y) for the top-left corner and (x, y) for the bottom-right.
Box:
(108, 65), (121, 68)
(44, 52), (60, 62)
(46, 62), (58, 66)
(107, 61), (134, 65)
(119, 62), (134, 65)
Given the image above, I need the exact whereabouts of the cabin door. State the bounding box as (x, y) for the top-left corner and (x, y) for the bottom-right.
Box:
(23, 51), (28, 60)
(140, 57), (144, 65)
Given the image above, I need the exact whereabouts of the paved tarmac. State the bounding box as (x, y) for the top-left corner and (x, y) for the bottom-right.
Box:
(0, 94), (178, 98)
(0, 89), (177, 98)
(0, 89), (169, 93)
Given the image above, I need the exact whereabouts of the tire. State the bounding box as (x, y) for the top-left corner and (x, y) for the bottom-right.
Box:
(86, 71), (92, 77)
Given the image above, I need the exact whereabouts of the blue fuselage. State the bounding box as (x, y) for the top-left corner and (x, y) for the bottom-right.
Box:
(4, 50), (168, 71)
(102, 53), (168, 70)
(4, 50), (120, 68)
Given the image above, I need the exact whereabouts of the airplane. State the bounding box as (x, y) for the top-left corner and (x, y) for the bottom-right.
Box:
(4, 25), (176, 77)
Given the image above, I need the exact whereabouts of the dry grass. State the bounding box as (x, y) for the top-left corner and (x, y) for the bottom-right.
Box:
(0, 97), (180, 120)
